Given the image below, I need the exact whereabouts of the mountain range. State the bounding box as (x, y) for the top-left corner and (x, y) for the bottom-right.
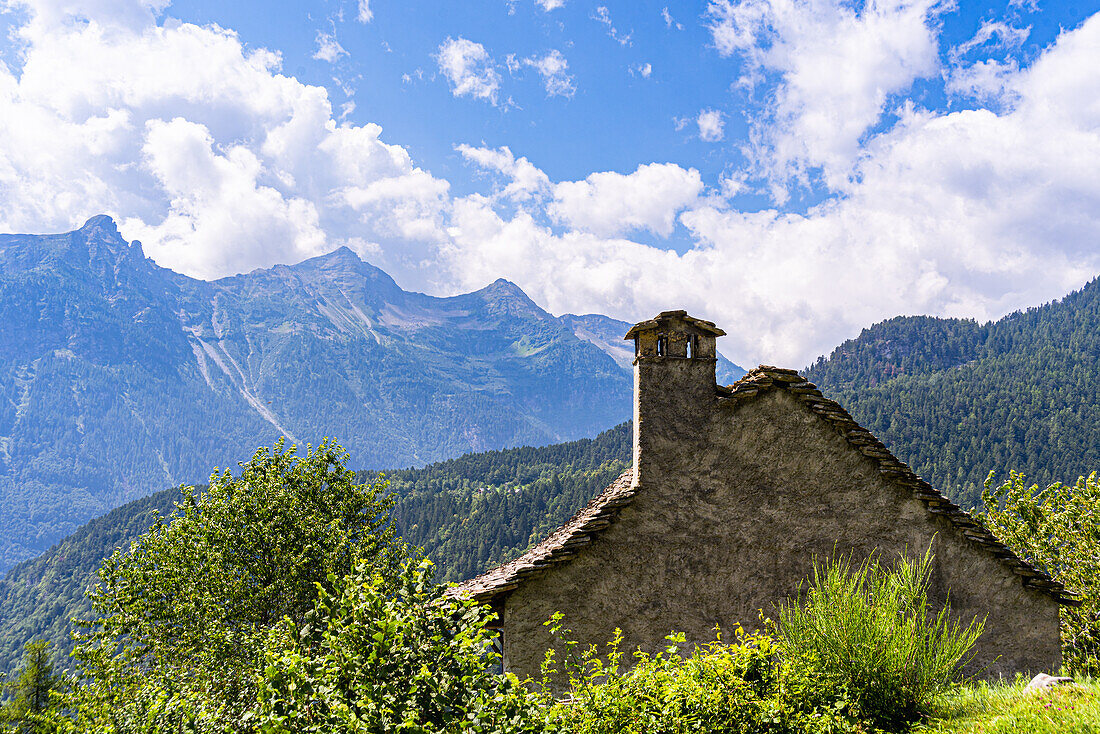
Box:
(6, 222), (1100, 672)
(0, 216), (742, 570)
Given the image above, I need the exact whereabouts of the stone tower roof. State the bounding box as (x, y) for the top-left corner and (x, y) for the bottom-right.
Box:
(451, 366), (1078, 606)
(623, 309), (726, 340)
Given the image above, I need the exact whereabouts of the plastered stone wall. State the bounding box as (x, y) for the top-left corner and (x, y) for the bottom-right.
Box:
(501, 367), (1061, 682)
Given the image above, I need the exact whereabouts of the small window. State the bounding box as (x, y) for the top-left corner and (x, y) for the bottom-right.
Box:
(656, 335), (667, 356)
(488, 627), (504, 674)
(686, 335), (696, 359)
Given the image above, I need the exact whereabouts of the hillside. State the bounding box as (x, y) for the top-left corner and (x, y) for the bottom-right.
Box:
(0, 217), (741, 570)
(0, 423), (632, 672)
(806, 277), (1100, 507)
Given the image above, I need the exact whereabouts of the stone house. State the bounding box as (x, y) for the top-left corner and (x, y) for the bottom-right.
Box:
(454, 310), (1075, 680)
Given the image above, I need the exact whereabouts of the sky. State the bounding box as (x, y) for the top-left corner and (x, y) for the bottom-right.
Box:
(1, 0), (1099, 367)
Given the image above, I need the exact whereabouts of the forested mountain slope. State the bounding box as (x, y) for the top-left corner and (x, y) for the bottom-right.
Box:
(0, 423), (632, 672)
(0, 217), (742, 569)
(807, 277), (1100, 507)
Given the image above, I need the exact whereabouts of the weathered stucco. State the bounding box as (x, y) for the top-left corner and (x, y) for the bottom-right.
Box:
(470, 312), (1064, 683)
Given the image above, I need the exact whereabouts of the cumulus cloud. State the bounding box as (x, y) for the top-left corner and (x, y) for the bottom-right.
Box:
(440, 15), (1100, 366)
(548, 163), (704, 238)
(357, 0), (372, 22)
(435, 37), (501, 104)
(525, 49), (575, 97)
(697, 109), (724, 141)
(706, 0), (949, 197)
(456, 144), (551, 201)
(535, 0), (565, 10)
(0, 2), (449, 280)
(4, 0), (1100, 370)
(631, 62), (652, 78)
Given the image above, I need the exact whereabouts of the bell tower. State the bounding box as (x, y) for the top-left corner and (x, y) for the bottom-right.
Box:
(624, 311), (726, 487)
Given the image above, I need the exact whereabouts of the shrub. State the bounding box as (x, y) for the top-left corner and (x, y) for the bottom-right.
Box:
(543, 619), (866, 734)
(254, 558), (546, 734)
(979, 471), (1100, 674)
(777, 548), (984, 732)
(63, 439), (404, 732)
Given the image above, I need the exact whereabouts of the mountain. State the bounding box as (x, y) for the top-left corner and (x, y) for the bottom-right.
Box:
(806, 277), (1100, 508)
(0, 422), (632, 673)
(0, 216), (743, 570)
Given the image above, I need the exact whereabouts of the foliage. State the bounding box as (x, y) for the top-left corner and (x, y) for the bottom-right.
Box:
(915, 677), (1100, 734)
(978, 471), (1100, 674)
(254, 558), (545, 734)
(62, 439), (402, 733)
(0, 641), (63, 733)
(542, 619), (865, 734)
(544, 550), (984, 734)
(0, 488), (186, 673)
(0, 423), (630, 673)
(776, 549), (984, 732)
(387, 421), (631, 582)
(805, 278), (1100, 509)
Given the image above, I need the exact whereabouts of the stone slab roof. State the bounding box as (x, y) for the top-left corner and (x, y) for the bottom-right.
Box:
(623, 310), (726, 339)
(451, 366), (1079, 606)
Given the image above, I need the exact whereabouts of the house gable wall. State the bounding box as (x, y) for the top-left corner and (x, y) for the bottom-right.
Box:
(501, 388), (1061, 681)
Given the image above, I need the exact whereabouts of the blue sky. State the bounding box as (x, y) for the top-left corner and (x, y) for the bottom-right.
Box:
(1, 0), (1099, 365)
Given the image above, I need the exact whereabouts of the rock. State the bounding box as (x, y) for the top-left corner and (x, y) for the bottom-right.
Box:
(1023, 672), (1074, 694)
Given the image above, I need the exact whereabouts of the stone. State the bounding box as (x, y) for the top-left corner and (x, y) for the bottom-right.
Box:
(1023, 672), (1074, 694)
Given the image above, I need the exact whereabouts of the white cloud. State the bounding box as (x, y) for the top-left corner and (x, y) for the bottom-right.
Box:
(0, 2), (450, 280)
(435, 37), (501, 104)
(697, 109), (724, 141)
(548, 163), (704, 238)
(593, 6), (632, 46)
(662, 7), (684, 31)
(440, 15), (1100, 366)
(526, 49), (575, 98)
(951, 19), (1030, 60)
(535, 0), (565, 10)
(631, 62), (652, 78)
(357, 0), (372, 23)
(457, 144), (550, 201)
(946, 59), (1020, 103)
(706, 0), (949, 197)
(312, 30), (346, 63)
(4, 0), (1100, 371)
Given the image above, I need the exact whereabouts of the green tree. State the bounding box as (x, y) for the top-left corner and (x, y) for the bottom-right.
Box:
(1, 641), (63, 733)
(65, 439), (404, 733)
(979, 471), (1100, 673)
(255, 558), (545, 733)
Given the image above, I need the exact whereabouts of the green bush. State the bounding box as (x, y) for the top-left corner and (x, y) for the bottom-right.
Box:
(777, 548), (984, 732)
(542, 619), (865, 734)
(979, 471), (1100, 674)
(254, 558), (545, 734)
(61, 439), (404, 733)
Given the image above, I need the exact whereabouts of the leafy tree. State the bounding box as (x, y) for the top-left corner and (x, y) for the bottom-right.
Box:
(979, 471), (1100, 674)
(64, 439), (403, 733)
(0, 641), (63, 733)
(255, 558), (545, 733)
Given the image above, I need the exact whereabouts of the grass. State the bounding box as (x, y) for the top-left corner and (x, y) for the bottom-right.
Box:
(916, 678), (1100, 733)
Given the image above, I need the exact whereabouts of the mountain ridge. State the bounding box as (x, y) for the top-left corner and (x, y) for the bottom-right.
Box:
(0, 216), (743, 569)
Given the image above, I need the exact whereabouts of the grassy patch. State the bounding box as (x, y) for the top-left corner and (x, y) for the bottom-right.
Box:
(917, 679), (1100, 734)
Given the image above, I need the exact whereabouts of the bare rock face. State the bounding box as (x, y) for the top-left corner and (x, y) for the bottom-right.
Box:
(1023, 672), (1075, 694)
